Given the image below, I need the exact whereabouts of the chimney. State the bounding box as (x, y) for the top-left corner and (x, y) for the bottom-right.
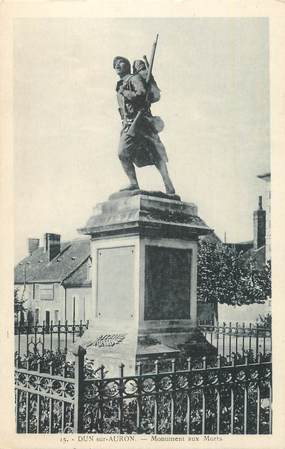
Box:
(253, 196), (266, 250)
(28, 238), (40, 255)
(44, 233), (61, 261)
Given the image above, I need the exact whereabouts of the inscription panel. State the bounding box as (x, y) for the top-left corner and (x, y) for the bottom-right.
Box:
(145, 246), (191, 320)
(97, 246), (135, 320)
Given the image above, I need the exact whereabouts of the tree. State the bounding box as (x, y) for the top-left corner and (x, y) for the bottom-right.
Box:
(197, 240), (271, 306)
(14, 288), (27, 322)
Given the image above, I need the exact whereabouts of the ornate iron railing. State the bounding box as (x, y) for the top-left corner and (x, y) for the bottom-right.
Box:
(15, 350), (272, 435)
(14, 320), (271, 360)
(14, 320), (89, 356)
(198, 322), (272, 358)
(15, 360), (76, 432)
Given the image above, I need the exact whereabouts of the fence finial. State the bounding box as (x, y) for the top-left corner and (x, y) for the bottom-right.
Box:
(154, 359), (159, 374)
(217, 354), (221, 368)
(171, 358), (176, 372)
(187, 357), (191, 370)
(137, 361), (142, 376)
(119, 363), (125, 377)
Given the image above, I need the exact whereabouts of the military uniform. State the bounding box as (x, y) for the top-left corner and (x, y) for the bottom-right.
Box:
(116, 73), (168, 168)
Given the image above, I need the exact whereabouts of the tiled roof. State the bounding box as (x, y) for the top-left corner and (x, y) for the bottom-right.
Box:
(200, 231), (222, 244)
(63, 259), (92, 288)
(15, 238), (90, 284)
(239, 245), (266, 270)
(225, 241), (254, 253)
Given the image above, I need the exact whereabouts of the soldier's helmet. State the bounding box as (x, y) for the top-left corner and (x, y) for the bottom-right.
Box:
(113, 56), (131, 73)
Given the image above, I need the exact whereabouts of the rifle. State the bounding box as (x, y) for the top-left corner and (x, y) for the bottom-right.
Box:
(126, 34), (159, 137)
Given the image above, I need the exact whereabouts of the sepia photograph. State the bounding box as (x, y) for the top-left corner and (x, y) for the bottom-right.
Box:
(1, 3), (285, 449)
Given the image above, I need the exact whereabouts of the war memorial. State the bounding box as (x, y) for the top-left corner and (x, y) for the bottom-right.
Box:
(14, 33), (272, 436)
(75, 37), (215, 374)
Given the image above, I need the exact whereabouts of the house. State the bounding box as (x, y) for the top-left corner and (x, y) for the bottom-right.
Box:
(218, 187), (271, 325)
(225, 194), (267, 268)
(14, 233), (92, 324)
(15, 178), (271, 327)
(224, 172), (271, 267)
(15, 231), (220, 326)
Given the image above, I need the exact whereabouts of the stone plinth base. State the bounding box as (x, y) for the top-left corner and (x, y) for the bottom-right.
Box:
(73, 322), (138, 376)
(73, 324), (216, 375)
(137, 328), (217, 361)
(79, 191), (209, 240)
(78, 191), (214, 373)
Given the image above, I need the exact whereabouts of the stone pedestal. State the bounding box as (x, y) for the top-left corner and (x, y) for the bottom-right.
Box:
(77, 191), (214, 374)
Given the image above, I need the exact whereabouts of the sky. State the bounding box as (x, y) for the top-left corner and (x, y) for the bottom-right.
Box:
(14, 17), (270, 262)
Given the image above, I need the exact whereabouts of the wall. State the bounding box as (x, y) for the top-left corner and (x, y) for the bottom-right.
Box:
(197, 302), (217, 324)
(65, 287), (92, 322)
(15, 283), (33, 305)
(15, 283), (92, 323)
(218, 300), (271, 325)
(15, 283), (65, 323)
(33, 283), (65, 323)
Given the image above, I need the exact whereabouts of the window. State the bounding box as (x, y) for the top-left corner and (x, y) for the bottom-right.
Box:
(35, 308), (39, 323)
(45, 311), (50, 325)
(39, 284), (54, 300)
(72, 295), (79, 322)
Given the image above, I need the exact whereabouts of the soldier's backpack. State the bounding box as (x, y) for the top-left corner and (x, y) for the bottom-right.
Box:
(139, 69), (161, 103)
(132, 60), (161, 103)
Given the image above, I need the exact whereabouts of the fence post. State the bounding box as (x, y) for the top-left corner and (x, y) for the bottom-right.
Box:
(202, 356), (206, 434)
(118, 363), (125, 434)
(216, 356), (221, 434)
(255, 323), (259, 359)
(73, 345), (86, 433)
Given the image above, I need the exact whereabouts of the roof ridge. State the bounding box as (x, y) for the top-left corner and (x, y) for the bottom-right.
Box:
(61, 255), (91, 284)
(15, 238), (90, 284)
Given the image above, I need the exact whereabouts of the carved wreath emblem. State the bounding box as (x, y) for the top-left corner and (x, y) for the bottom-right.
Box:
(90, 334), (127, 348)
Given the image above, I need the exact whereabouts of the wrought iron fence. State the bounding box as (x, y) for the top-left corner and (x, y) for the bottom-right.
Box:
(14, 320), (89, 356)
(14, 320), (271, 360)
(15, 351), (78, 433)
(198, 322), (272, 359)
(15, 349), (272, 435)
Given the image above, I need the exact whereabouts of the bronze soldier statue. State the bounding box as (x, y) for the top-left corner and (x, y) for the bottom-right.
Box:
(113, 54), (176, 194)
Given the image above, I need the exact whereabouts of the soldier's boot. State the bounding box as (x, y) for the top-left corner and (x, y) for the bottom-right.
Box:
(119, 158), (140, 191)
(156, 160), (176, 195)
